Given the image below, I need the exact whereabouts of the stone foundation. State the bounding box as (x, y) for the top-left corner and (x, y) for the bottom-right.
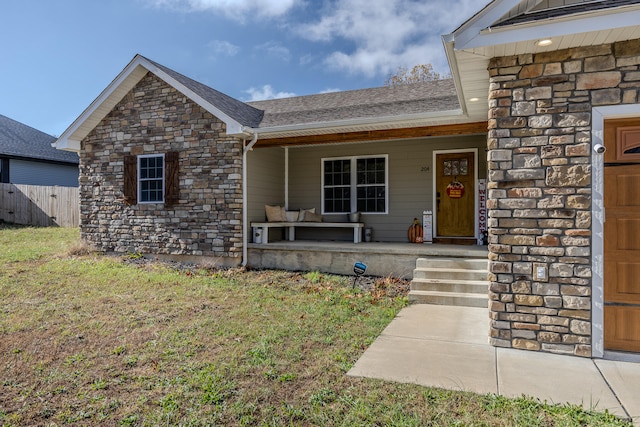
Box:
(487, 39), (640, 356)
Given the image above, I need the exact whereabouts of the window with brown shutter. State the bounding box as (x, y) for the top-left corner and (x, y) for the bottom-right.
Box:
(123, 151), (179, 206)
(124, 155), (137, 205)
(165, 151), (179, 206)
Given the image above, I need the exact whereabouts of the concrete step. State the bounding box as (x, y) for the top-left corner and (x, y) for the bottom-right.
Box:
(410, 278), (488, 294)
(408, 290), (489, 307)
(413, 267), (488, 281)
(415, 257), (488, 270)
(410, 256), (489, 308)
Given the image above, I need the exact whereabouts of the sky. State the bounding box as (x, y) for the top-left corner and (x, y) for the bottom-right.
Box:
(1, 0), (488, 137)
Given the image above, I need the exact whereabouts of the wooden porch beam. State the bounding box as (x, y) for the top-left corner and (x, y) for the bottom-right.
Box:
(253, 121), (488, 148)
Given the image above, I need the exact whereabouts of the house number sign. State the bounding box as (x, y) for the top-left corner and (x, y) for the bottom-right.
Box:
(446, 181), (465, 198)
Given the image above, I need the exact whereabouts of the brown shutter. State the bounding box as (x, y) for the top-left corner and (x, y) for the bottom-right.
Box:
(165, 151), (179, 206)
(124, 155), (137, 205)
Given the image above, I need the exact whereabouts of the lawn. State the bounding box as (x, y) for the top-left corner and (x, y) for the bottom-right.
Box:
(0, 225), (630, 426)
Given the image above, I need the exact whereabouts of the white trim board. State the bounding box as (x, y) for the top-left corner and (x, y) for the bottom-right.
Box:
(591, 103), (640, 359)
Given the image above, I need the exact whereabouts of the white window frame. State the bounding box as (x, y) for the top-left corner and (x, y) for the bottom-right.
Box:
(321, 154), (388, 215)
(138, 153), (165, 204)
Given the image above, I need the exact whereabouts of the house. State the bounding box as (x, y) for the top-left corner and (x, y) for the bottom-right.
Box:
(0, 114), (79, 187)
(55, 0), (640, 360)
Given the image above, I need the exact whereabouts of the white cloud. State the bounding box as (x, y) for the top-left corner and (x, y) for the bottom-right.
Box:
(319, 87), (341, 94)
(147, 0), (298, 21)
(254, 41), (291, 62)
(207, 39), (240, 56)
(297, 0), (487, 77)
(244, 84), (297, 101)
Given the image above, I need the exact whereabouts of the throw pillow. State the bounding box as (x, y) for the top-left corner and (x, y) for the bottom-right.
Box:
(297, 208), (316, 221)
(265, 205), (285, 222)
(304, 211), (323, 222)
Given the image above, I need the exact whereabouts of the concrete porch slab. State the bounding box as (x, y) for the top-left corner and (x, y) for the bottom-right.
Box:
(248, 241), (487, 279)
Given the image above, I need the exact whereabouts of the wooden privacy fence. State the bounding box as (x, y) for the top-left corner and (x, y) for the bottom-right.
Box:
(0, 183), (79, 227)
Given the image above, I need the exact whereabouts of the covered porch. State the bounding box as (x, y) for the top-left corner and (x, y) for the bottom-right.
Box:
(246, 240), (488, 280)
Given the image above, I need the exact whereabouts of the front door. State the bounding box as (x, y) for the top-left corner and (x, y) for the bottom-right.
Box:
(435, 151), (475, 238)
(603, 118), (640, 353)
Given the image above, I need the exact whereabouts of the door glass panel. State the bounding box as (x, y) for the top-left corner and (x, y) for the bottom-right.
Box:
(460, 159), (468, 175)
(443, 161), (451, 176)
(451, 160), (459, 176)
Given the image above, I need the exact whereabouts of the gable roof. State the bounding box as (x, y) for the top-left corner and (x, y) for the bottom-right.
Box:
(55, 54), (472, 150)
(442, 0), (640, 129)
(145, 57), (264, 128)
(55, 55), (263, 151)
(0, 114), (78, 164)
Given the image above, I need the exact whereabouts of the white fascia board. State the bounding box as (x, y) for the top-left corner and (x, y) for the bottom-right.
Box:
(53, 139), (81, 152)
(458, 6), (640, 51)
(442, 35), (469, 117)
(54, 55), (151, 153)
(451, 0), (522, 50)
(250, 109), (465, 136)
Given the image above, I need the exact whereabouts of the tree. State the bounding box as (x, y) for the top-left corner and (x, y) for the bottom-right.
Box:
(384, 64), (451, 86)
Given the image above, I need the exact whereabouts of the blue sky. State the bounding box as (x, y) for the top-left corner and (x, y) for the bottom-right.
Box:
(1, 0), (487, 136)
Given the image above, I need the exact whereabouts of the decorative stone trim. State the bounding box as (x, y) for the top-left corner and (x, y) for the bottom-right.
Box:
(487, 39), (640, 357)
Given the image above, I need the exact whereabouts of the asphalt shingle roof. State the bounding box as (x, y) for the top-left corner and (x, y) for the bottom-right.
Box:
(146, 55), (459, 130)
(247, 79), (460, 128)
(495, 0), (640, 27)
(0, 115), (78, 164)
(145, 57), (265, 128)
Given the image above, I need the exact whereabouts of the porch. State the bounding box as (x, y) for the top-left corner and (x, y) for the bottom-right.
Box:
(246, 240), (488, 280)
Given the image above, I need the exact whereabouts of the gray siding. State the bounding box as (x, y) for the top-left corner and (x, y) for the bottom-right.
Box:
(248, 135), (487, 243)
(10, 159), (79, 187)
(247, 147), (285, 240)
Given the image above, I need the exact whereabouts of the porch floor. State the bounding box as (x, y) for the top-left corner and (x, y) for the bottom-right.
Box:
(348, 304), (640, 423)
(246, 241), (488, 278)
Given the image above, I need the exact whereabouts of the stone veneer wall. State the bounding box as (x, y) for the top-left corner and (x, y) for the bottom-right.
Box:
(487, 40), (640, 356)
(80, 73), (243, 264)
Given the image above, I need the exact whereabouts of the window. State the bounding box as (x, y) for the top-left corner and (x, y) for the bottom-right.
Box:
(322, 155), (388, 214)
(124, 152), (179, 206)
(139, 154), (164, 203)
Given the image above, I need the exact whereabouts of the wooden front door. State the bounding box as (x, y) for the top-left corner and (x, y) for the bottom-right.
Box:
(435, 152), (475, 238)
(603, 118), (640, 353)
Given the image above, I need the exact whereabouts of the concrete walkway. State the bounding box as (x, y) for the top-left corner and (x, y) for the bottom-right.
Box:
(348, 304), (640, 425)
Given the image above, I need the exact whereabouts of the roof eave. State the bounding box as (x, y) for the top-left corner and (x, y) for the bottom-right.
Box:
(249, 109), (467, 138)
(458, 3), (640, 52)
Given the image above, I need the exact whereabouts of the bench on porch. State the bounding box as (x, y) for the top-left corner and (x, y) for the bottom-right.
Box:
(251, 221), (365, 244)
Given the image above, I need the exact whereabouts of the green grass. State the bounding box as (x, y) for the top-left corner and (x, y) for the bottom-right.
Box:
(0, 225), (631, 426)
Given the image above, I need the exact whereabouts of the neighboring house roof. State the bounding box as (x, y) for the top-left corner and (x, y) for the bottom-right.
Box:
(0, 114), (78, 164)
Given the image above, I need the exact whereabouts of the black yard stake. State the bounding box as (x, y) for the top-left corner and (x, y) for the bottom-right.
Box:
(352, 262), (367, 289)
